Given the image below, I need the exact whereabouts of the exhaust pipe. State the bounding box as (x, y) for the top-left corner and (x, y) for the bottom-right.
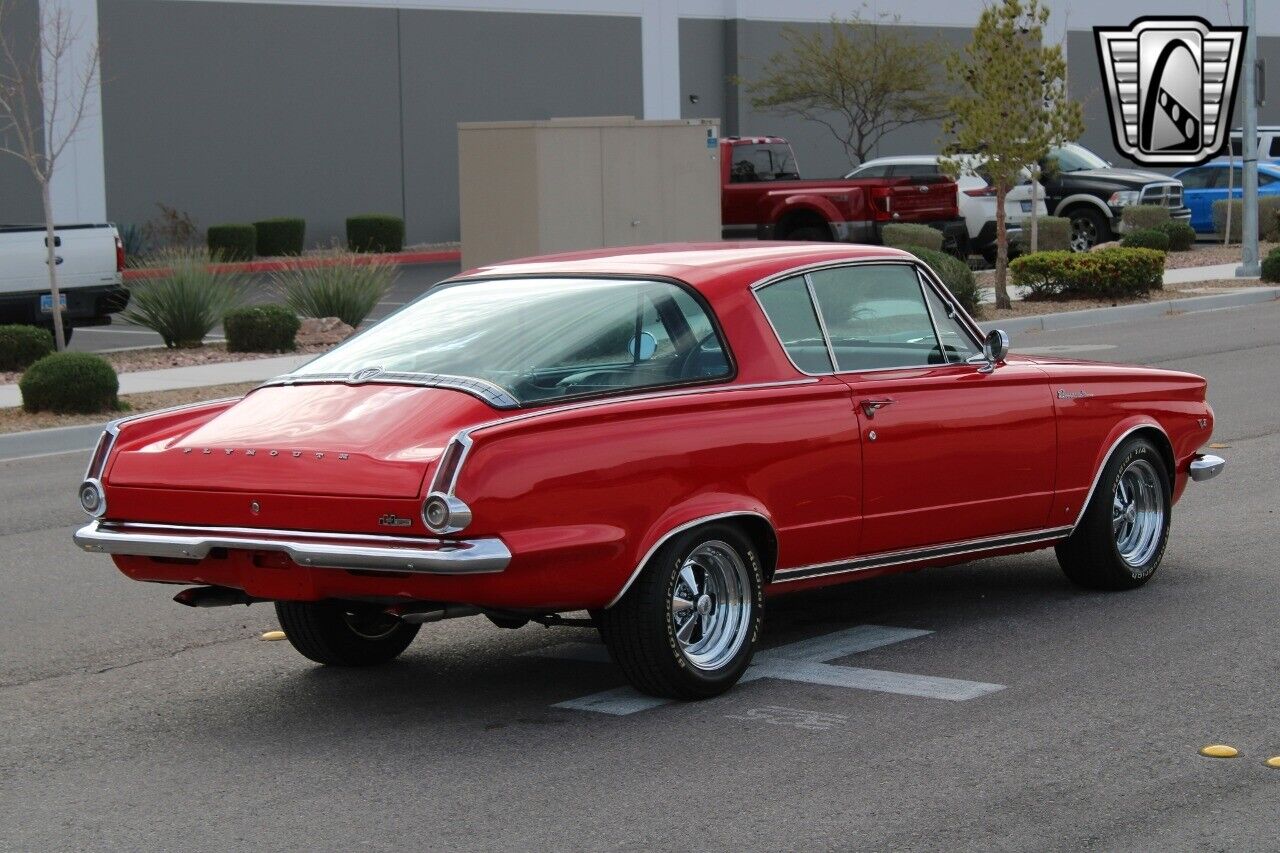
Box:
(173, 586), (260, 608)
(387, 604), (481, 624)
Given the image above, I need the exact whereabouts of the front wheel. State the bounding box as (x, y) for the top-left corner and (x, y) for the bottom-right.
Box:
(1056, 437), (1171, 590)
(275, 601), (420, 666)
(597, 524), (763, 699)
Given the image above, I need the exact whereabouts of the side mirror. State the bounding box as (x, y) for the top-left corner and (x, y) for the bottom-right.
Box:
(983, 329), (1010, 363)
(631, 331), (657, 361)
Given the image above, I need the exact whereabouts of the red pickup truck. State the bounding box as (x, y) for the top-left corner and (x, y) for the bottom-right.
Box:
(720, 136), (966, 251)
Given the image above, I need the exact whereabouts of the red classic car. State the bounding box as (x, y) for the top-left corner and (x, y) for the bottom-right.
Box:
(73, 243), (1224, 699)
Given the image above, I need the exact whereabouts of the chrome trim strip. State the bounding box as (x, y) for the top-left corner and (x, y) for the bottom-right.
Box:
(1071, 423), (1171, 529)
(73, 520), (511, 574)
(802, 272), (841, 373)
(1188, 453), (1225, 482)
(604, 510), (773, 609)
(429, 432), (474, 496)
(772, 526), (1074, 584)
(260, 372), (521, 409)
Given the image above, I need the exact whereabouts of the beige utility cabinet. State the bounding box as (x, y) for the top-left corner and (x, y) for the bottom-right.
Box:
(458, 117), (721, 269)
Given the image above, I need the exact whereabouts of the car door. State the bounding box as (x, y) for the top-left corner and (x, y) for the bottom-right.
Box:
(806, 262), (1058, 555)
(1175, 166), (1218, 232)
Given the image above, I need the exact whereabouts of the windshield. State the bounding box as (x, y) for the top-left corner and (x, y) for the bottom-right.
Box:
(1047, 143), (1110, 172)
(291, 278), (731, 407)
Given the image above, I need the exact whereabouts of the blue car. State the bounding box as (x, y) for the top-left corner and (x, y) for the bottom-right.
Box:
(1174, 160), (1280, 233)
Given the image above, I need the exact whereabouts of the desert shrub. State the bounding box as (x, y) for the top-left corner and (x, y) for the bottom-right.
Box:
(254, 217), (306, 257)
(1121, 204), (1170, 231)
(1015, 216), (1071, 253)
(1120, 228), (1171, 251)
(19, 352), (118, 414)
(1155, 220), (1196, 252)
(272, 252), (396, 328)
(0, 324), (55, 371)
(1010, 248), (1165, 301)
(206, 224), (256, 261)
(122, 249), (246, 347)
(224, 305), (300, 353)
(1213, 196), (1280, 242)
(118, 223), (149, 259)
(903, 246), (981, 316)
(142, 203), (199, 250)
(1261, 247), (1280, 282)
(882, 223), (944, 251)
(346, 214), (405, 253)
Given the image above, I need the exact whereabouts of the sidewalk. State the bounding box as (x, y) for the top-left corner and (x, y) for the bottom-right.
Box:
(0, 353), (310, 409)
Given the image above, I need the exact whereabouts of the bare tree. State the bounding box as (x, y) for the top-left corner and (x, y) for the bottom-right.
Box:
(0, 0), (100, 350)
(742, 13), (951, 167)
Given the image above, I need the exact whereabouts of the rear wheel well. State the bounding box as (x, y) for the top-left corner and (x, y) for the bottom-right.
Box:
(776, 210), (831, 240)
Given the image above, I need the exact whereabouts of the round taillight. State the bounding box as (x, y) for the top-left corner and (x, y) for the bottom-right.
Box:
(79, 478), (106, 517)
(421, 493), (472, 535)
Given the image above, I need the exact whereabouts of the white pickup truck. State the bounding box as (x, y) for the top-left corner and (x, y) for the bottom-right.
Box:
(0, 224), (129, 341)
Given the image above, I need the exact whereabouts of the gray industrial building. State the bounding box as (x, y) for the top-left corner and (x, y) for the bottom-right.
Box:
(4, 0), (1280, 245)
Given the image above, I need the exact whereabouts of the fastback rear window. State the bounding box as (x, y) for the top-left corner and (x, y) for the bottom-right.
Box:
(292, 278), (731, 406)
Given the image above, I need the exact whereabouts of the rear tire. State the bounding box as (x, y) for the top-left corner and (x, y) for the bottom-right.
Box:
(1056, 437), (1171, 590)
(275, 601), (419, 666)
(597, 524), (763, 699)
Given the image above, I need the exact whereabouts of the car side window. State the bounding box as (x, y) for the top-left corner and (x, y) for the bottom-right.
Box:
(808, 264), (944, 371)
(849, 164), (890, 178)
(1178, 167), (1215, 190)
(755, 275), (834, 374)
(889, 164), (941, 179)
(920, 278), (981, 364)
(1261, 171), (1278, 187)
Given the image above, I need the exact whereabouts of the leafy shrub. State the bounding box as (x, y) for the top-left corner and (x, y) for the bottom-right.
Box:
(882, 223), (943, 251)
(206, 224), (256, 261)
(19, 353), (118, 414)
(347, 214), (405, 253)
(1010, 248), (1165, 301)
(254, 217), (306, 257)
(122, 249), (246, 348)
(272, 252), (396, 328)
(1212, 196), (1280, 242)
(1015, 216), (1071, 252)
(1155, 220), (1196, 252)
(0, 324), (55, 371)
(902, 246), (981, 317)
(1120, 228), (1171, 251)
(224, 305), (299, 353)
(1121, 204), (1170, 231)
(1262, 247), (1280, 282)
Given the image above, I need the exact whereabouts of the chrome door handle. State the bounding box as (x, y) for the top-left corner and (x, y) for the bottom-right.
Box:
(860, 398), (896, 418)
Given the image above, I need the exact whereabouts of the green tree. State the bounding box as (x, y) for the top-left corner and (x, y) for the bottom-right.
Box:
(743, 14), (950, 167)
(942, 0), (1083, 308)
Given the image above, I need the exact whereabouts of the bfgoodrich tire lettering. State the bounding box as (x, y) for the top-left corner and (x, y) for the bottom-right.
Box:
(275, 601), (420, 666)
(1056, 437), (1171, 590)
(597, 523), (763, 699)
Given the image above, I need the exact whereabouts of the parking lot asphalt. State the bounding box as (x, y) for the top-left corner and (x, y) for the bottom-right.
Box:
(3, 300), (1278, 851)
(68, 262), (461, 353)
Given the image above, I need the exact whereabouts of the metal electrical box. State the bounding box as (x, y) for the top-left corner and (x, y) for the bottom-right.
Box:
(458, 116), (721, 269)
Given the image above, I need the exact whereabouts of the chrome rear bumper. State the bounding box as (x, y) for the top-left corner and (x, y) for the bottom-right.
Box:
(1188, 454), (1226, 483)
(73, 521), (510, 574)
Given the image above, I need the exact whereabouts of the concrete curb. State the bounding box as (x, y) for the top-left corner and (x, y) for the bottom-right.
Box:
(978, 286), (1280, 334)
(123, 249), (460, 281)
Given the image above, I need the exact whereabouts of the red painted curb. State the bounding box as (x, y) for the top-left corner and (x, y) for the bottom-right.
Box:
(123, 249), (460, 281)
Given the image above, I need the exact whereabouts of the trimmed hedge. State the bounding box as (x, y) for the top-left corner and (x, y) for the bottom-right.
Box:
(1155, 219), (1196, 252)
(882, 223), (943, 252)
(1120, 228), (1171, 251)
(1262, 247), (1280, 283)
(1121, 204), (1170, 231)
(207, 224), (256, 261)
(347, 214), (405, 253)
(224, 304), (300, 353)
(1213, 196), (1280, 241)
(902, 245), (981, 317)
(1014, 216), (1071, 253)
(0, 324), (55, 371)
(253, 217), (306, 257)
(1010, 247), (1165, 301)
(19, 352), (118, 414)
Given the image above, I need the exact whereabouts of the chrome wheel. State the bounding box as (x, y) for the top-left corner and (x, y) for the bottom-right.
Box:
(1070, 216), (1098, 252)
(1112, 458), (1165, 569)
(670, 540), (752, 671)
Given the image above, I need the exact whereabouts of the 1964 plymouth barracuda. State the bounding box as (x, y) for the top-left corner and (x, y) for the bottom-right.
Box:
(73, 243), (1224, 699)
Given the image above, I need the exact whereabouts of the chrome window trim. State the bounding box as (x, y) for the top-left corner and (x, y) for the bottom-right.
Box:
(1071, 423), (1172, 529)
(801, 272), (842, 373)
(260, 372), (521, 409)
(771, 525), (1075, 584)
(914, 267), (984, 362)
(73, 520), (511, 575)
(748, 275), (833, 377)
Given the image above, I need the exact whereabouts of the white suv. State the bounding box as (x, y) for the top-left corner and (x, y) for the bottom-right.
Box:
(845, 155), (1047, 262)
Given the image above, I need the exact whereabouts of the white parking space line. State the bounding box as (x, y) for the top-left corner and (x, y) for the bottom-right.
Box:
(544, 624), (1005, 715)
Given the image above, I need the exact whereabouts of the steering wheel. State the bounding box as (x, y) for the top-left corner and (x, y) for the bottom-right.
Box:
(676, 332), (723, 379)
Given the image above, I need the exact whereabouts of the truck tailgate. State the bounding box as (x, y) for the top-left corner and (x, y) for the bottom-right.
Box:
(0, 225), (121, 296)
(882, 178), (957, 220)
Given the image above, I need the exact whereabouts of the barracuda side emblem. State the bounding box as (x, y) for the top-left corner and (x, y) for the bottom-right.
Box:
(1057, 389), (1092, 400)
(378, 514), (412, 528)
(1095, 17), (1245, 166)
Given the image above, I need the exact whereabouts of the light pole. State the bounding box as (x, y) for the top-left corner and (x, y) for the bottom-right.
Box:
(1237, 0), (1260, 278)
